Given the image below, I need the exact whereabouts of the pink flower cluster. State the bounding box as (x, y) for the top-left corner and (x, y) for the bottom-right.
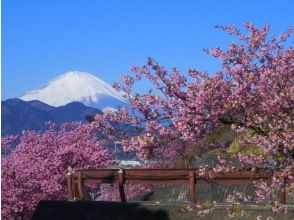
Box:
(1, 122), (112, 219)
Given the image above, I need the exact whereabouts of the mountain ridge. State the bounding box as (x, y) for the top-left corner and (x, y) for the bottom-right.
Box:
(1, 98), (102, 136)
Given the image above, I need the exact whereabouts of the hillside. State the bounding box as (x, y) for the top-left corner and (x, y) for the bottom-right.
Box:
(1, 98), (102, 136)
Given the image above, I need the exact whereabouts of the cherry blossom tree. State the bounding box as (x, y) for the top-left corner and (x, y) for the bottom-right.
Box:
(1, 122), (112, 219)
(94, 23), (293, 214)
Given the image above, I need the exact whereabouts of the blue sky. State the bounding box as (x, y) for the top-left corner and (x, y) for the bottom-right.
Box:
(2, 0), (294, 99)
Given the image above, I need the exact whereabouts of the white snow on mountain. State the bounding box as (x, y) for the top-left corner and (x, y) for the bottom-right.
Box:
(19, 71), (128, 110)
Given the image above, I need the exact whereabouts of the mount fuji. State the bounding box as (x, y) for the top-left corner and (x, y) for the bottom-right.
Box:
(19, 71), (128, 111)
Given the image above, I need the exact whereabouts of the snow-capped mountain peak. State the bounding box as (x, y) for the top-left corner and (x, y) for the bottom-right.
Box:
(19, 71), (128, 110)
